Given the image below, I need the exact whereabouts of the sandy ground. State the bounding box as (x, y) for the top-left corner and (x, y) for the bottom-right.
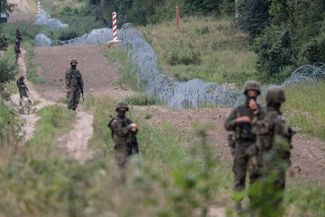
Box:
(8, 0), (35, 23)
(33, 45), (134, 101)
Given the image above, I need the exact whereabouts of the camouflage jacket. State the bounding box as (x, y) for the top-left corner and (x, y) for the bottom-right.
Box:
(16, 78), (28, 94)
(14, 45), (21, 53)
(65, 69), (84, 92)
(108, 116), (138, 152)
(253, 107), (293, 166)
(225, 104), (264, 142)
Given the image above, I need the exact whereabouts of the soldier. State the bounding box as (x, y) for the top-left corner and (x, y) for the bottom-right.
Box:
(16, 76), (31, 106)
(224, 80), (264, 213)
(65, 59), (84, 111)
(108, 102), (139, 171)
(252, 86), (294, 217)
(15, 28), (22, 47)
(14, 40), (21, 65)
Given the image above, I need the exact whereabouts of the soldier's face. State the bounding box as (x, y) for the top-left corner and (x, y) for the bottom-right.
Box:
(247, 90), (258, 98)
(117, 108), (127, 117)
(71, 64), (77, 69)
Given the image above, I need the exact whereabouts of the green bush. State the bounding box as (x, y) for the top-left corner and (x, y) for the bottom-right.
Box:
(0, 58), (17, 84)
(167, 47), (201, 66)
(0, 33), (8, 50)
(58, 29), (79, 41)
(125, 94), (161, 106)
(254, 26), (295, 80)
(302, 36), (325, 63)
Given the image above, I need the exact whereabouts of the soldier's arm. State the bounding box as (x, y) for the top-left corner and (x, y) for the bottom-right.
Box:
(109, 119), (132, 137)
(78, 71), (84, 89)
(224, 109), (237, 131)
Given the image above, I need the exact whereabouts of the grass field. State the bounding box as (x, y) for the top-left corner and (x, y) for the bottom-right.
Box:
(141, 17), (258, 85)
(283, 81), (325, 140)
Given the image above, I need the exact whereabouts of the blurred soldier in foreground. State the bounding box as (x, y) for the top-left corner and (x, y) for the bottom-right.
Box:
(108, 102), (139, 174)
(224, 80), (264, 213)
(65, 59), (84, 111)
(252, 86), (294, 217)
(16, 76), (31, 106)
(14, 40), (20, 65)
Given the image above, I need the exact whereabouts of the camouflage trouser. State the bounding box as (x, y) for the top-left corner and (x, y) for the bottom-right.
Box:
(67, 90), (80, 110)
(114, 144), (132, 169)
(232, 141), (259, 193)
(19, 89), (28, 98)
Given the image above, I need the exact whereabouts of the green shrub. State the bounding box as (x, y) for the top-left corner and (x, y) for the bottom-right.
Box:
(302, 36), (325, 63)
(58, 29), (79, 41)
(167, 47), (201, 65)
(254, 26), (295, 80)
(0, 58), (17, 84)
(0, 33), (8, 50)
(125, 94), (161, 106)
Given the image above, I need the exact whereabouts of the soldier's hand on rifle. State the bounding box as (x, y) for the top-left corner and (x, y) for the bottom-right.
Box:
(130, 123), (137, 132)
(236, 116), (251, 124)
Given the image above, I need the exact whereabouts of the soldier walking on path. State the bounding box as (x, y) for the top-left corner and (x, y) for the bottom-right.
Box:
(224, 80), (264, 213)
(14, 40), (21, 66)
(16, 76), (31, 106)
(65, 59), (84, 111)
(252, 86), (294, 217)
(15, 28), (22, 47)
(108, 102), (139, 181)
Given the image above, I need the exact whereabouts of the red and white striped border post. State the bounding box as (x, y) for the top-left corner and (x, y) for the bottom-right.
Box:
(112, 12), (118, 42)
(37, 1), (41, 17)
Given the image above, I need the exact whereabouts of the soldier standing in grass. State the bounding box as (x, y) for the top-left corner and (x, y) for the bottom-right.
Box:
(65, 59), (84, 111)
(14, 40), (20, 65)
(108, 102), (139, 178)
(252, 86), (294, 217)
(224, 80), (264, 213)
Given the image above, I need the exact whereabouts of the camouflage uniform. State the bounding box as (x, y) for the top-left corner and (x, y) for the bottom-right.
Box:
(252, 86), (293, 217)
(108, 102), (139, 168)
(65, 60), (84, 110)
(224, 81), (264, 211)
(14, 41), (20, 65)
(16, 29), (22, 47)
(16, 76), (28, 99)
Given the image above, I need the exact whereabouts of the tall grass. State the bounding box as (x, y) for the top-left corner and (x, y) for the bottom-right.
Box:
(103, 47), (140, 90)
(26, 105), (75, 147)
(283, 81), (325, 140)
(141, 17), (258, 85)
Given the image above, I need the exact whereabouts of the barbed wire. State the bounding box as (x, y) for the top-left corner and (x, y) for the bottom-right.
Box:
(121, 26), (325, 109)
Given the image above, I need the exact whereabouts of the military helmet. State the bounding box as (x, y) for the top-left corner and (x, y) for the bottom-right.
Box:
(70, 59), (78, 65)
(116, 101), (129, 111)
(266, 86), (286, 104)
(243, 80), (261, 95)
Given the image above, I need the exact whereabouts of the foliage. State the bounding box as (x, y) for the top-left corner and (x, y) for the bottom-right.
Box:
(254, 26), (295, 79)
(0, 0), (15, 14)
(0, 57), (16, 84)
(103, 47), (140, 90)
(26, 105), (75, 147)
(125, 93), (161, 106)
(237, 0), (272, 38)
(283, 81), (325, 140)
(141, 17), (258, 84)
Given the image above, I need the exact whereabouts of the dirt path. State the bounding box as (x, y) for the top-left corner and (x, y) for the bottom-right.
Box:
(33, 45), (134, 101)
(13, 48), (54, 142)
(8, 0), (35, 23)
(58, 111), (94, 162)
